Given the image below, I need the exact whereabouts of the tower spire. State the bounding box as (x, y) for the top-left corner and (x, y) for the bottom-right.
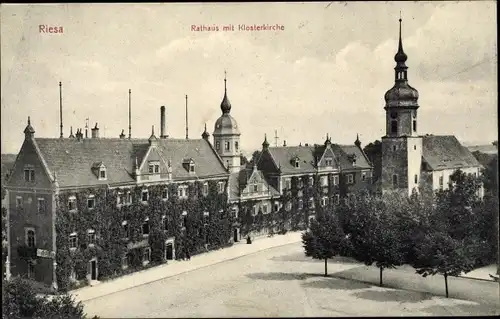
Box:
(220, 70), (231, 114)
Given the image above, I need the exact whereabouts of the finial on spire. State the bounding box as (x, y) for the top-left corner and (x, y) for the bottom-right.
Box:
(395, 13), (407, 63)
(152, 125), (155, 135)
(262, 133), (270, 149)
(202, 122), (210, 139)
(220, 71), (232, 114)
(28, 116), (31, 125)
(355, 133), (361, 147)
(224, 69), (227, 93)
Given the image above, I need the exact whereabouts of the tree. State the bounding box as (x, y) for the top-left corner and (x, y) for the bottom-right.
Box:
(412, 170), (487, 297)
(346, 193), (405, 286)
(240, 154), (248, 166)
(363, 140), (382, 183)
(302, 209), (348, 276)
(249, 151), (262, 166)
(2, 277), (88, 319)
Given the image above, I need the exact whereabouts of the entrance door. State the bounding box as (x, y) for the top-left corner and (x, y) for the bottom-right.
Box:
(165, 243), (173, 260)
(233, 228), (239, 242)
(90, 260), (97, 280)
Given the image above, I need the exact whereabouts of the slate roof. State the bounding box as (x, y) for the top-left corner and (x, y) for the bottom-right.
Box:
(228, 165), (280, 202)
(35, 137), (228, 188)
(421, 135), (482, 171)
(265, 144), (372, 175)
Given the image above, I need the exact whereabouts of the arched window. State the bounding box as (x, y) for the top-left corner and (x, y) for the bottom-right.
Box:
(391, 120), (398, 134)
(26, 229), (35, 247)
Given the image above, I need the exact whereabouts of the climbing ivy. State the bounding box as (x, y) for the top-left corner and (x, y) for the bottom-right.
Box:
(54, 180), (229, 292)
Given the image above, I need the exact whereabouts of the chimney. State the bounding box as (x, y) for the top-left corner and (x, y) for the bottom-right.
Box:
(283, 140), (287, 147)
(119, 129), (125, 139)
(160, 106), (167, 138)
(91, 123), (100, 138)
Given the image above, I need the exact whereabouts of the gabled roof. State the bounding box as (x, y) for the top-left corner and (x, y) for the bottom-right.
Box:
(34, 137), (228, 188)
(265, 143), (372, 175)
(422, 135), (482, 171)
(228, 165), (280, 201)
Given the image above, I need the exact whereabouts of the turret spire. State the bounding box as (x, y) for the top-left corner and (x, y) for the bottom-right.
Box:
(262, 133), (269, 149)
(394, 15), (407, 64)
(220, 70), (231, 114)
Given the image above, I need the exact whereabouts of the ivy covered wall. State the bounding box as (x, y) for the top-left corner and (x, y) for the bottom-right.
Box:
(54, 180), (229, 291)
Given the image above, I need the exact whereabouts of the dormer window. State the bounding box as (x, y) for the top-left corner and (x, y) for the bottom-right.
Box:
(92, 162), (107, 180)
(216, 141), (220, 151)
(325, 157), (333, 167)
(24, 165), (35, 182)
(148, 161), (160, 174)
(182, 158), (195, 173)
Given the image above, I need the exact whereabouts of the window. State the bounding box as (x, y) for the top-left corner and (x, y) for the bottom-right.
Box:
(334, 194), (340, 205)
(325, 158), (333, 167)
(362, 172), (366, 182)
(87, 195), (95, 209)
(27, 261), (35, 279)
(142, 218), (150, 236)
(294, 160), (300, 168)
(253, 184), (259, 193)
(202, 183), (209, 196)
(309, 176), (314, 186)
(309, 197), (315, 209)
(298, 199), (303, 210)
(285, 202), (292, 211)
(69, 233), (78, 249)
(333, 175), (339, 186)
(320, 176), (328, 187)
(347, 174), (354, 184)
(178, 185), (188, 199)
(122, 221), (130, 239)
(235, 141), (239, 151)
(414, 174), (418, 184)
(391, 120), (398, 134)
(162, 216), (168, 232)
(274, 202), (280, 212)
(87, 229), (96, 246)
(439, 176), (444, 189)
(148, 163), (154, 173)
(218, 182), (225, 194)
(262, 203), (268, 214)
(414, 145), (417, 150)
(143, 247), (151, 264)
(181, 211), (188, 228)
(232, 207), (238, 219)
(284, 178), (291, 190)
(25, 228), (36, 247)
(413, 120), (417, 132)
(308, 215), (316, 227)
(141, 189), (149, 203)
(99, 168), (106, 180)
(392, 174), (398, 187)
(16, 196), (23, 209)
(393, 145), (397, 151)
(24, 168), (35, 182)
(253, 205), (259, 215)
(37, 198), (46, 213)
(298, 179), (303, 188)
(126, 191), (132, 205)
(121, 255), (128, 270)
(189, 162), (195, 173)
(162, 188), (169, 200)
(155, 164), (160, 173)
(225, 141), (230, 151)
(321, 197), (327, 207)
(68, 196), (77, 211)
(216, 141), (220, 151)
(117, 192), (123, 205)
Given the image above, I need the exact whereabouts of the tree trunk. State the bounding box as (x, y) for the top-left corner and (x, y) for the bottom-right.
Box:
(444, 273), (449, 298)
(324, 258), (328, 277)
(379, 267), (383, 287)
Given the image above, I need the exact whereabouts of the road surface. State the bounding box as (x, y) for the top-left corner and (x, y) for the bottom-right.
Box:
(82, 243), (499, 317)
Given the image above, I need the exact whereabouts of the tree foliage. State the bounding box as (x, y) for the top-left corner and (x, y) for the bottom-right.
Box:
(412, 170), (487, 297)
(2, 277), (86, 319)
(302, 209), (348, 276)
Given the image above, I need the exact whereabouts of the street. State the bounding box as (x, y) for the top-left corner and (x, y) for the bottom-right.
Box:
(82, 243), (499, 317)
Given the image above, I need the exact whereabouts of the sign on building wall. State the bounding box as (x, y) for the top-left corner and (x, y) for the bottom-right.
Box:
(36, 249), (55, 259)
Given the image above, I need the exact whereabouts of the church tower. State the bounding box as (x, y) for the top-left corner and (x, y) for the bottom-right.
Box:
(381, 17), (423, 196)
(213, 72), (242, 173)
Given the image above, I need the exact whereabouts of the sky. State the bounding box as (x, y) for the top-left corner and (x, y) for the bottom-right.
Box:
(0, 2), (497, 156)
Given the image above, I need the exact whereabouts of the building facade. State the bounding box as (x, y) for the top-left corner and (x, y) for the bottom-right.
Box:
(380, 18), (482, 196)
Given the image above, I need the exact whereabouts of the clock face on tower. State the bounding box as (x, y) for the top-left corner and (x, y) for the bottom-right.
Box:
(390, 112), (398, 119)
